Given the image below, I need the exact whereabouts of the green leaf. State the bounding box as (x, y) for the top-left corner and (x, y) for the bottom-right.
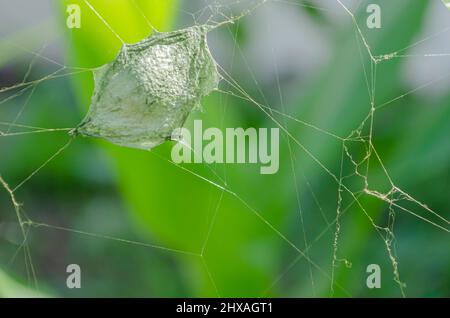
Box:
(0, 269), (49, 297)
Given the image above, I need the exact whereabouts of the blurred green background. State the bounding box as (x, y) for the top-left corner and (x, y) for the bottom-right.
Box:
(0, 0), (449, 297)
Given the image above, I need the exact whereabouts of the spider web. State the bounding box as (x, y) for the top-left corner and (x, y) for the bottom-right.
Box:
(0, 0), (449, 297)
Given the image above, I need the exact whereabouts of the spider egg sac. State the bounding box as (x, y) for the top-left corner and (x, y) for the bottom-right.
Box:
(74, 25), (220, 150)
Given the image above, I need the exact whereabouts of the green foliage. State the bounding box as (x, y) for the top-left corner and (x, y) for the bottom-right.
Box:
(0, 269), (48, 297)
(58, 0), (450, 297)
